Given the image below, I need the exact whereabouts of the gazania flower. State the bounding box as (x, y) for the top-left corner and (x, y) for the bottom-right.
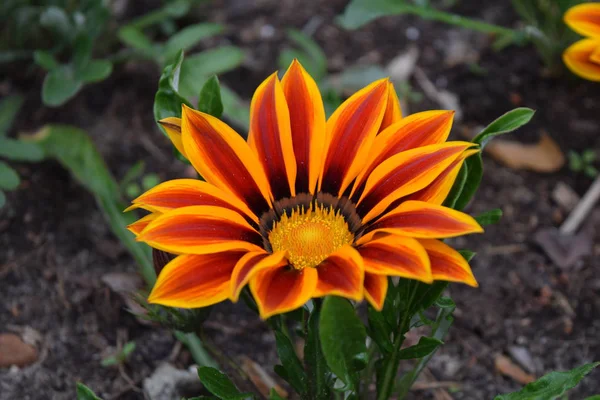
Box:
(563, 3), (600, 82)
(128, 60), (483, 319)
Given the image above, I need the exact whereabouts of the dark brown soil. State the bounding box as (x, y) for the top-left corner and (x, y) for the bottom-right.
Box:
(1, 1), (599, 399)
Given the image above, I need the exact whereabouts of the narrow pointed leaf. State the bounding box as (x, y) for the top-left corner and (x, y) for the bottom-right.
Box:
(198, 76), (224, 118)
(274, 331), (307, 395)
(494, 362), (600, 400)
(472, 108), (535, 149)
(397, 336), (443, 360)
(76, 383), (102, 400)
(475, 208), (502, 226)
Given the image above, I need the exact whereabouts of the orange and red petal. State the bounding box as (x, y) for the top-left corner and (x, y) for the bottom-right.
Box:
(564, 3), (600, 38)
(158, 117), (186, 158)
(127, 213), (158, 236)
(128, 179), (258, 223)
(420, 239), (478, 287)
(379, 82), (403, 132)
(319, 79), (389, 196)
(281, 60), (327, 194)
(230, 250), (288, 302)
(352, 110), (455, 199)
(148, 251), (246, 308)
(136, 205), (263, 255)
(357, 142), (473, 223)
(363, 273), (388, 311)
(357, 235), (432, 283)
(563, 39), (600, 82)
(248, 73), (297, 199)
(250, 264), (318, 319)
(365, 200), (483, 239)
(407, 149), (479, 205)
(181, 105), (272, 215)
(313, 245), (364, 301)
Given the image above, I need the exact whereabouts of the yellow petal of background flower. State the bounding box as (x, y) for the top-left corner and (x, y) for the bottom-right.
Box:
(250, 264), (318, 319)
(181, 105), (273, 214)
(364, 200), (483, 239)
(137, 205), (264, 254)
(148, 251), (246, 308)
(248, 72), (297, 199)
(230, 250), (287, 301)
(158, 117), (186, 158)
(357, 234), (432, 282)
(319, 79), (389, 196)
(129, 179), (258, 223)
(563, 39), (600, 82)
(313, 245), (364, 301)
(564, 3), (600, 38)
(419, 239), (478, 287)
(281, 59), (327, 194)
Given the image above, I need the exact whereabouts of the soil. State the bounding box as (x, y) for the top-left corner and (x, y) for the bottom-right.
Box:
(1, 0), (599, 399)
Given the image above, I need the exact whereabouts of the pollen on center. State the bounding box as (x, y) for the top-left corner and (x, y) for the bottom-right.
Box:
(269, 203), (354, 270)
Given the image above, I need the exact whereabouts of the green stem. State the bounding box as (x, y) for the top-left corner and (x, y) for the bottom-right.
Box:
(397, 4), (526, 44)
(375, 282), (418, 400)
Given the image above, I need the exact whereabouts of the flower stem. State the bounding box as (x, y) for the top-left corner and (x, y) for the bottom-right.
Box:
(375, 282), (418, 400)
(396, 4), (527, 45)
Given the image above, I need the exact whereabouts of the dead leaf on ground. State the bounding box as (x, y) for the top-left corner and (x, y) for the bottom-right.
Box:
(102, 272), (149, 324)
(241, 356), (288, 398)
(534, 227), (593, 268)
(494, 354), (535, 384)
(485, 133), (565, 172)
(0, 333), (38, 368)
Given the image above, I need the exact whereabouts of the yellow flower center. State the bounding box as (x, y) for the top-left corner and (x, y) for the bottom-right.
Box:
(269, 204), (354, 270)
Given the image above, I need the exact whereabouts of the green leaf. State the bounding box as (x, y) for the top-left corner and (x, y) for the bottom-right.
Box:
(0, 190), (6, 208)
(198, 76), (224, 118)
(269, 388), (286, 400)
(77, 60), (113, 83)
(163, 23), (224, 64)
(582, 149), (596, 163)
(282, 29), (327, 80)
(179, 47), (245, 97)
(472, 108), (535, 149)
(304, 307), (330, 400)
(76, 382), (102, 400)
(120, 161), (145, 189)
(42, 66), (83, 107)
(331, 64), (388, 92)
(220, 85), (250, 130)
(584, 396), (600, 400)
(197, 367), (250, 400)
(40, 6), (72, 39)
(396, 297), (456, 397)
(475, 208), (502, 226)
(25, 125), (155, 284)
(584, 165), (599, 178)
(367, 306), (393, 355)
(121, 341), (136, 357)
(154, 50), (192, 125)
(0, 161), (20, 190)
(100, 356), (118, 367)
(33, 50), (59, 71)
(397, 337), (443, 360)
(118, 26), (156, 56)
(452, 153), (483, 211)
(0, 95), (24, 135)
(494, 362), (600, 400)
(319, 296), (368, 389)
(274, 331), (307, 395)
(0, 138), (44, 161)
(125, 0), (191, 30)
(336, 0), (402, 29)
(141, 173), (160, 191)
(568, 151), (583, 171)
(458, 250), (476, 262)
(411, 281), (449, 314)
(73, 33), (93, 73)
